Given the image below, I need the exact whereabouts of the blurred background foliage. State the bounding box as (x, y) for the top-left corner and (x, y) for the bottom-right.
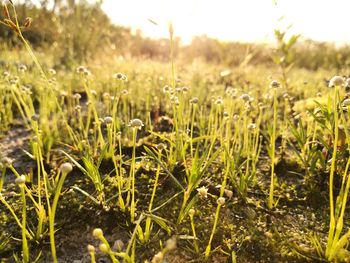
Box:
(1, 0), (350, 70)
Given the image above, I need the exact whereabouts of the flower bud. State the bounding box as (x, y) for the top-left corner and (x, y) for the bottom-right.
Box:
(92, 228), (103, 239)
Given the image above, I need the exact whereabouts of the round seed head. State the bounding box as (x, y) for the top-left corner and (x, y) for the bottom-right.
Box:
(87, 244), (95, 253)
(49, 68), (56, 75)
(129, 118), (144, 130)
(99, 243), (108, 254)
(190, 97), (199, 104)
(152, 251), (164, 263)
(269, 80), (280, 89)
(2, 157), (13, 166)
(163, 85), (172, 93)
(18, 64), (27, 72)
(342, 99), (350, 107)
(197, 186), (208, 199)
(73, 93), (81, 100)
(104, 116), (113, 124)
(15, 175), (26, 185)
(217, 197), (226, 206)
(247, 123), (256, 131)
(165, 236), (177, 251)
(329, 76), (345, 87)
(76, 66), (86, 74)
(224, 189), (233, 198)
(60, 162), (73, 174)
(240, 94), (251, 102)
(90, 89), (97, 96)
(188, 208), (195, 217)
(113, 72), (127, 81)
(346, 78), (350, 87)
(215, 98), (224, 105)
(92, 228), (103, 239)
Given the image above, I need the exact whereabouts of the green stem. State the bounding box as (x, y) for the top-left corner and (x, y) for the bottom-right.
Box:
(268, 88), (277, 209)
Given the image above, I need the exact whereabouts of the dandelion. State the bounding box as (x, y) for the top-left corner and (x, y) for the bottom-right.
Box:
(129, 118), (144, 130)
(197, 186), (208, 199)
(329, 76), (345, 87)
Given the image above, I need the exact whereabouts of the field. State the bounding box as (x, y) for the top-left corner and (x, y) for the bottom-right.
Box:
(1, 2), (350, 263)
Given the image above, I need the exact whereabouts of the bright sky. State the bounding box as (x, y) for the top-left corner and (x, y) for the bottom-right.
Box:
(102, 0), (350, 45)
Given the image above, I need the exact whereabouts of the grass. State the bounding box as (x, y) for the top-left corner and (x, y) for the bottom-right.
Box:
(1, 3), (350, 262)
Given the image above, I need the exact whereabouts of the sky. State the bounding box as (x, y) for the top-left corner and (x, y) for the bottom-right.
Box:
(101, 0), (350, 45)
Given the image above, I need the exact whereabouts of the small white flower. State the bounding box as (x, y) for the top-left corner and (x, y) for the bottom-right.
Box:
(129, 119), (144, 130)
(60, 162), (73, 174)
(217, 197), (226, 206)
(197, 186), (208, 199)
(269, 80), (280, 89)
(152, 252), (164, 263)
(15, 175), (26, 185)
(224, 189), (233, 198)
(104, 116), (113, 124)
(329, 76), (345, 87)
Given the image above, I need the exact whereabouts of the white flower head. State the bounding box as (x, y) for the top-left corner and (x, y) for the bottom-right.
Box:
(197, 186), (208, 199)
(329, 76), (345, 87)
(129, 119), (144, 130)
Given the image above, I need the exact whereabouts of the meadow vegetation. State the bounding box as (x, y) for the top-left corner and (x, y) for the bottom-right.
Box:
(1, 1), (350, 262)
